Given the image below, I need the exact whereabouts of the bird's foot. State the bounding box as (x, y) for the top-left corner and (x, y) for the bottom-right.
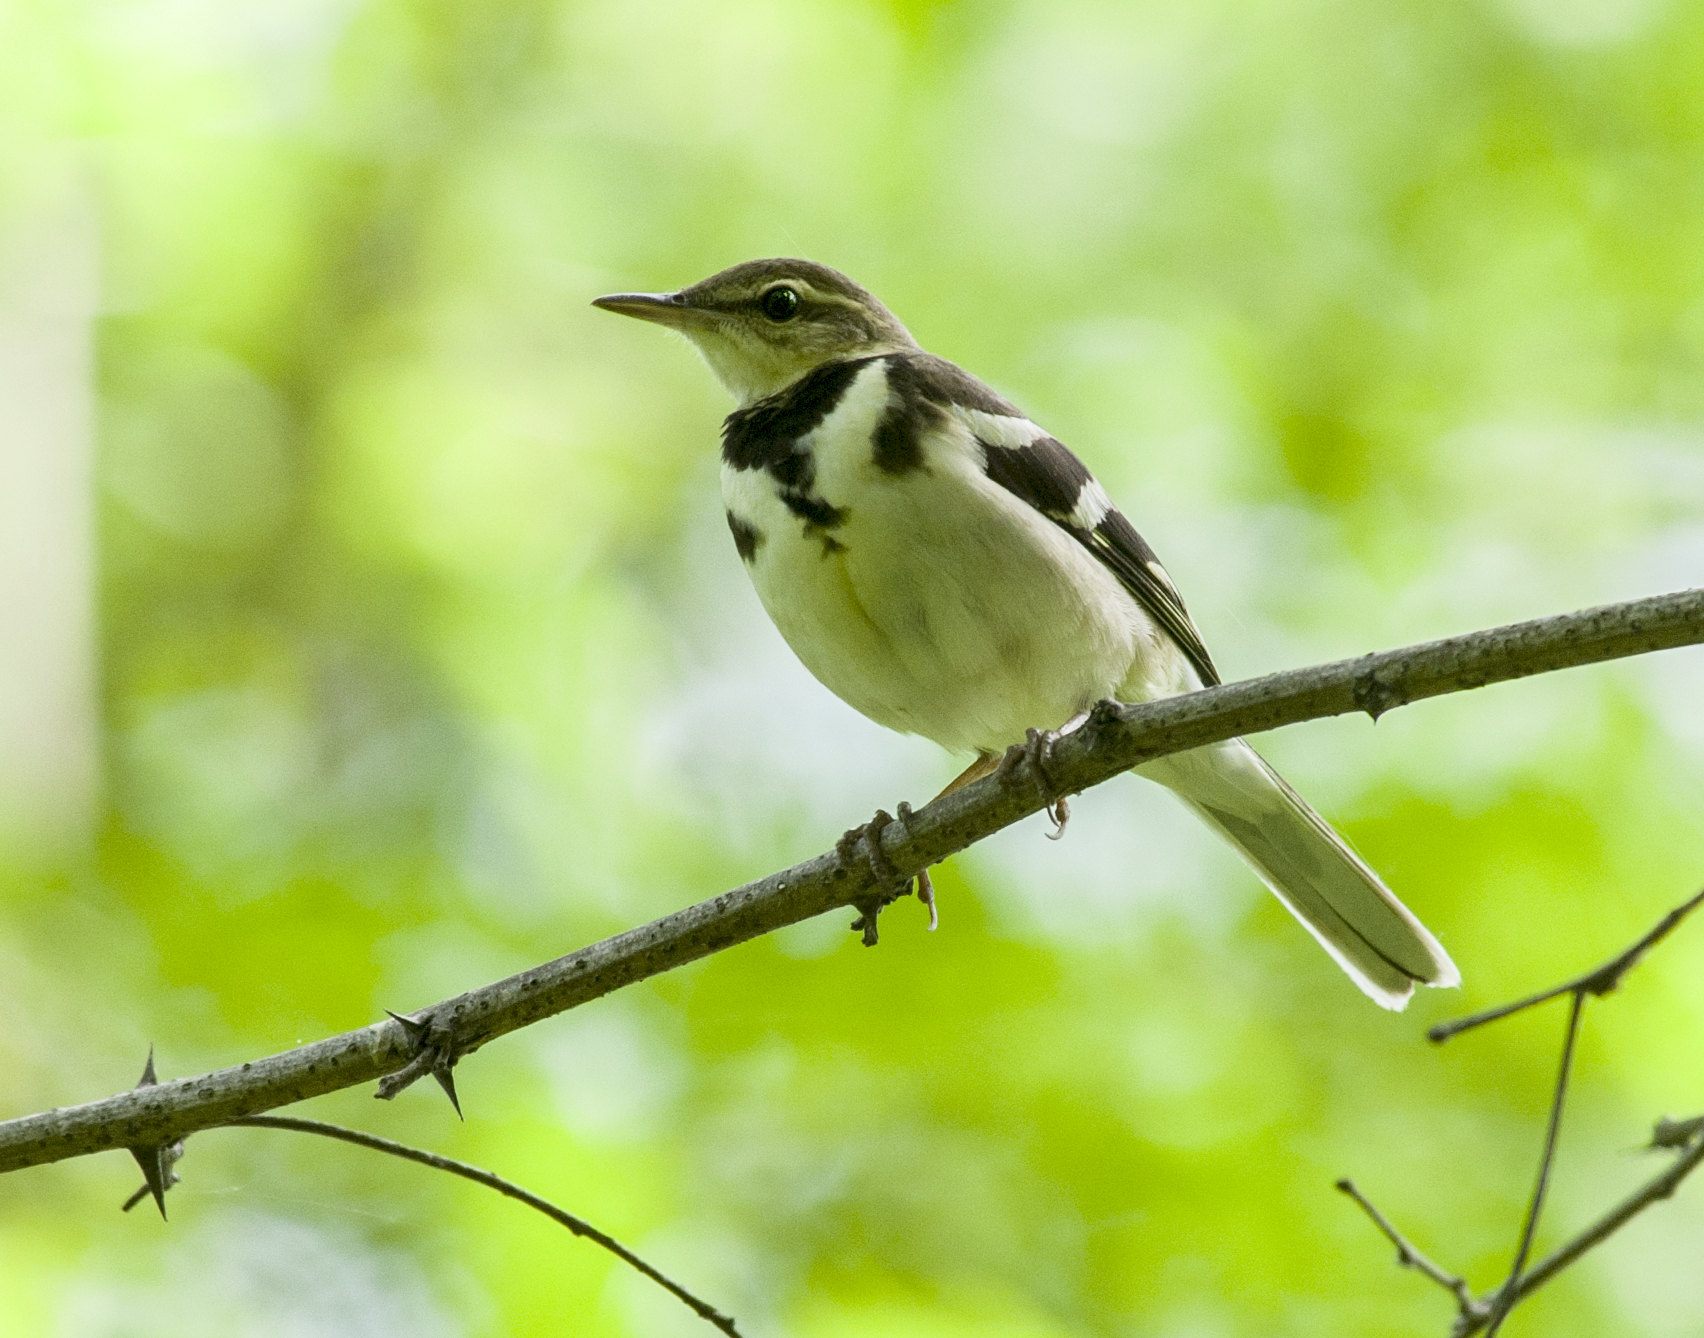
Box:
(998, 726), (1073, 840)
(837, 807), (899, 883)
(839, 808), (901, 946)
(838, 804), (938, 942)
(894, 801), (938, 931)
(1045, 795), (1071, 840)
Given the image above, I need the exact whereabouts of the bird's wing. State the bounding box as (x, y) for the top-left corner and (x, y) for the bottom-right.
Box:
(894, 352), (1221, 688)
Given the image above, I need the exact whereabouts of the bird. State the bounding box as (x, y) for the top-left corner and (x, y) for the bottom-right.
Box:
(593, 258), (1458, 1009)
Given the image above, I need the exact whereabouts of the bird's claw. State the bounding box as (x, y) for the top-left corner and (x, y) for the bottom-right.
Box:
(840, 803), (939, 941)
(840, 809), (900, 945)
(998, 726), (1073, 839)
(895, 801), (938, 930)
(1045, 794), (1071, 840)
(839, 808), (899, 883)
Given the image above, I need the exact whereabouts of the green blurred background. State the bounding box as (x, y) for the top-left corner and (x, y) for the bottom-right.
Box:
(3, 0), (1703, 1333)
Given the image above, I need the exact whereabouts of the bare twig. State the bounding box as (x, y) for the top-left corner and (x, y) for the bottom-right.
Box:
(1334, 1179), (1484, 1318)
(1500, 1119), (1704, 1308)
(1481, 990), (1584, 1337)
(1350, 1119), (1704, 1338)
(227, 1116), (743, 1337)
(1449, 1118), (1704, 1336)
(1343, 887), (1704, 1336)
(1651, 1115), (1704, 1150)
(1429, 887), (1704, 1044)
(2, 588), (1701, 1176)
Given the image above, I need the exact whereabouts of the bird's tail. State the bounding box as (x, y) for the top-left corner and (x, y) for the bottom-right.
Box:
(1137, 739), (1459, 1009)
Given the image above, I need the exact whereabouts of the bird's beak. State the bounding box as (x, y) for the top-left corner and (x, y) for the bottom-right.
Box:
(591, 290), (707, 329)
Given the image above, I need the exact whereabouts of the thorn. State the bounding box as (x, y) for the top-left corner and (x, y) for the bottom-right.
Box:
(127, 1142), (181, 1219)
(124, 1046), (183, 1218)
(385, 1008), (429, 1040)
(433, 1065), (464, 1120)
(377, 1009), (464, 1115)
(1353, 671), (1403, 722)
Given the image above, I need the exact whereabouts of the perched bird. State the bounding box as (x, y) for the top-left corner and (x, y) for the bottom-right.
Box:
(594, 259), (1458, 1009)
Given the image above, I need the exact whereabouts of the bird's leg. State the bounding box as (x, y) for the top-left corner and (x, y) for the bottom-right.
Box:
(838, 802), (944, 941)
(837, 807), (899, 882)
(934, 751), (1001, 799)
(894, 801), (938, 931)
(997, 714), (1088, 841)
(1038, 711), (1090, 836)
(839, 808), (904, 946)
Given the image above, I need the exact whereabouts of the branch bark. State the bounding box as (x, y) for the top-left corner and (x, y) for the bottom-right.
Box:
(2, 587), (1700, 1175)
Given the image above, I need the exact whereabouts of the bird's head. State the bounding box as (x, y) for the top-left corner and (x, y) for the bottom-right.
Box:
(593, 258), (917, 405)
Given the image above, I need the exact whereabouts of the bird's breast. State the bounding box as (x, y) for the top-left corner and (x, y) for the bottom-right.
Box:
(719, 358), (1165, 754)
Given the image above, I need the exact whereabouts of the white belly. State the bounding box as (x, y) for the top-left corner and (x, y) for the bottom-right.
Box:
(721, 364), (1187, 755)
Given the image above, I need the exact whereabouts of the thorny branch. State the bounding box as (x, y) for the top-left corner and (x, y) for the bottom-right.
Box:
(1340, 889), (1704, 1337)
(1, 588), (1701, 1176)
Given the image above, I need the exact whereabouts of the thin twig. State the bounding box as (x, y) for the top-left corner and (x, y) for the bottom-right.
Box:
(1651, 1115), (1704, 1150)
(1334, 1179), (1484, 1317)
(1509, 1122), (1704, 1302)
(1345, 1122), (1704, 1338)
(1346, 889), (1704, 1335)
(3, 588), (1702, 1174)
(1481, 990), (1584, 1337)
(1429, 887), (1704, 1043)
(1452, 1119), (1704, 1335)
(226, 1116), (742, 1337)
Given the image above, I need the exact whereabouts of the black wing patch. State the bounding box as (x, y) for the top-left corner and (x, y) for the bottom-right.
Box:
(895, 352), (1025, 417)
(984, 440), (1219, 686)
(1074, 508), (1219, 687)
(980, 435), (1093, 519)
(898, 353), (1219, 686)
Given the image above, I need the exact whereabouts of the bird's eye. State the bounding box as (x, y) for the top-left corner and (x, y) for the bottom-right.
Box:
(760, 286), (800, 322)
